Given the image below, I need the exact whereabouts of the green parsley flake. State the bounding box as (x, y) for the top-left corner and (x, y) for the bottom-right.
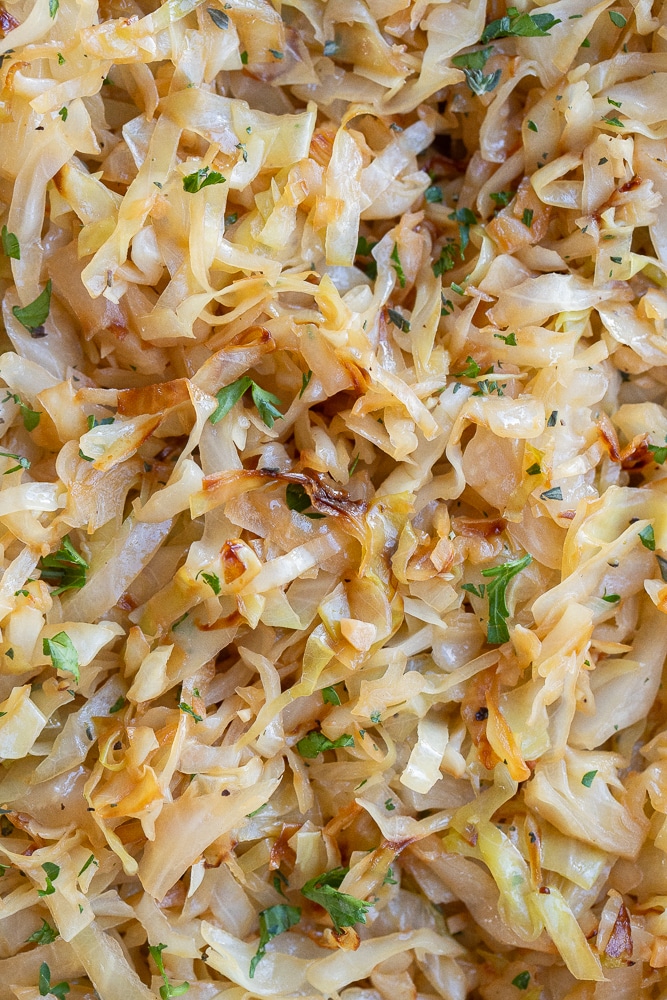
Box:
(639, 525), (656, 550)
(387, 307), (410, 332)
(196, 570), (221, 595)
(322, 686), (341, 706)
(1, 226), (19, 260)
(42, 633), (79, 683)
(149, 943), (190, 1000)
(38, 536), (88, 595)
(481, 8), (560, 43)
(27, 919), (59, 945)
(480, 554), (532, 644)
(249, 904), (301, 977)
(210, 376), (282, 428)
(38, 962), (69, 1000)
(390, 244), (406, 288)
(38, 862), (61, 898)
(511, 970), (531, 989)
(12, 280), (52, 334)
(182, 166), (226, 193)
(296, 730), (355, 758)
(301, 867), (372, 933)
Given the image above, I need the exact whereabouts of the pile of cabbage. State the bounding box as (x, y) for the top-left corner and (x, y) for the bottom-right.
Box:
(1, 0), (667, 997)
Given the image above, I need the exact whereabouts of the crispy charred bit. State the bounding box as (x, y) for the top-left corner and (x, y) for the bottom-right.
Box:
(221, 540), (248, 584)
(117, 378), (190, 416)
(452, 515), (506, 538)
(604, 901), (633, 967)
(202, 467), (369, 521)
(0, 6), (19, 36)
(461, 667), (498, 772)
(596, 412), (622, 463)
(269, 824), (299, 870)
(621, 433), (652, 471)
(198, 610), (242, 631)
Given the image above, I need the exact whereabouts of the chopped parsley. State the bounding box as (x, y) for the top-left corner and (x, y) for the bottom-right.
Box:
(38, 963), (68, 1000)
(527, 120), (538, 132)
(322, 686), (341, 706)
(390, 244), (406, 288)
(12, 280), (52, 335)
(648, 437), (667, 463)
(27, 919), (59, 945)
(301, 867), (372, 933)
(2, 391), (40, 431)
(210, 376), (282, 428)
(78, 853), (97, 877)
(42, 633), (79, 684)
(453, 356), (481, 378)
(249, 904), (301, 978)
(581, 770), (597, 787)
(480, 554), (532, 644)
(451, 46), (494, 70)
(356, 236), (377, 257)
(522, 208), (534, 228)
(182, 166), (226, 193)
(463, 67), (502, 95)
(526, 462), (541, 475)
(196, 571), (221, 595)
(37, 862), (61, 898)
(472, 378), (505, 397)
(179, 701), (203, 723)
(540, 486), (563, 501)
(481, 8), (561, 43)
(424, 184), (443, 203)
(0, 450), (29, 474)
(387, 307), (410, 332)
(448, 207), (477, 254)
(639, 525), (655, 550)
(296, 731), (355, 758)
(609, 10), (627, 27)
(148, 943), (190, 1000)
(433, 243), (459, 276)
(1, 226), (19, 260)
(285, 483), (324, 519)
(511, 971), (531, 989)
(300, 370), (312, 397)
(490, 190), (515, 207)
(494, 332), (517, 345)
(109, 696), (126, 714)
(38, 536), (88, 594)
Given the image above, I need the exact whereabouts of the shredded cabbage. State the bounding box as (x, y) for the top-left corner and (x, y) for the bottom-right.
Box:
(0, 0), (666, 997)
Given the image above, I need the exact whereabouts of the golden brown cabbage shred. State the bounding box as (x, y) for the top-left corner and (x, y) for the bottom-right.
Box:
(0, 0), (667, 997)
